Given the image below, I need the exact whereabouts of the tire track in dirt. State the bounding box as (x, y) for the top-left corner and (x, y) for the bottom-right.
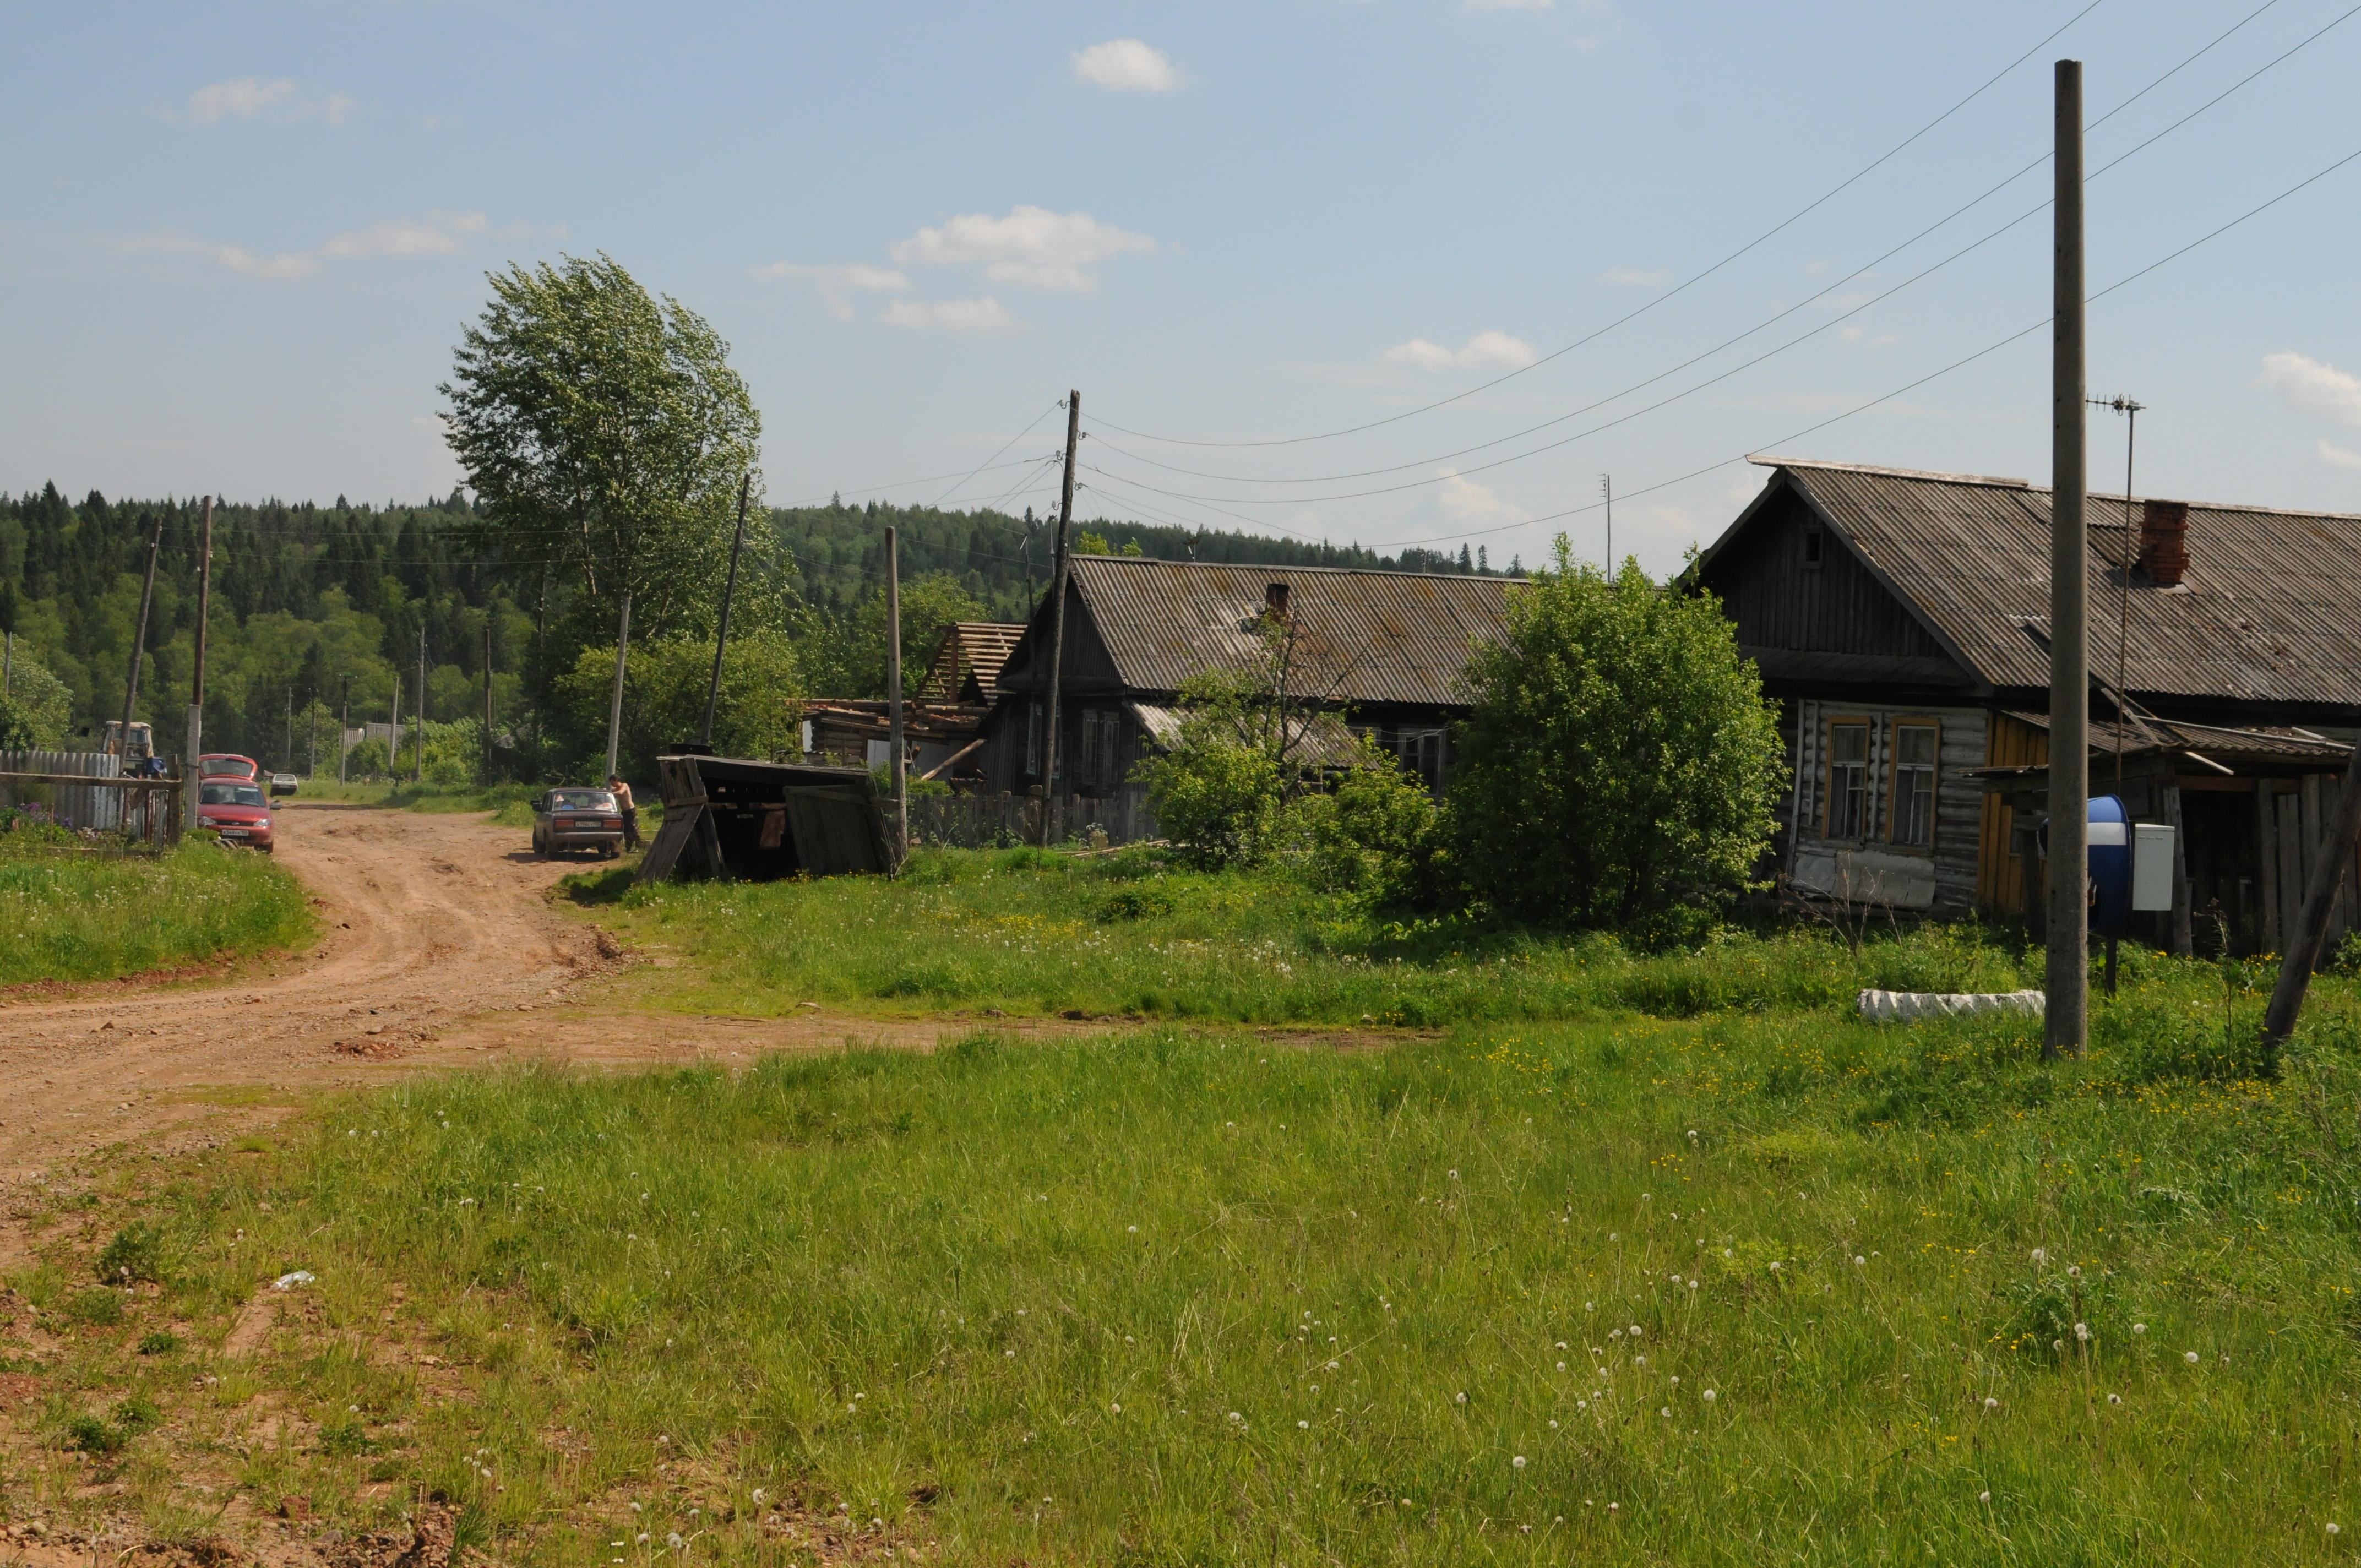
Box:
(0, 803), (1106, 1185)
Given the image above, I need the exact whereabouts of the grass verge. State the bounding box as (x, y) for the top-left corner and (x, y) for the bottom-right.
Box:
(569, 845), (2297, 1030)
(17, 999), (2361, 1562)
(0, 834), (315, 986)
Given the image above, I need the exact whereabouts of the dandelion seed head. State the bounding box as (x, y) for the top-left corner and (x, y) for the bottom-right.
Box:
(1979, 1491), (1991, 1504)
(2132, 1322), (2147, 1334)
(2186, 1351), (2201, 1363)
(1701, 1389), (1716, 1403)
(1983, 1396), (2000, 1410)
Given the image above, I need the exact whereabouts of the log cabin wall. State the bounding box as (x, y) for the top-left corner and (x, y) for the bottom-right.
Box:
(1788, 698), (1987, 913)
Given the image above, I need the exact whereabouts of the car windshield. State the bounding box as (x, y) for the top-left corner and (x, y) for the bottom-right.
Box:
(202, 783), (266, 807)
(553, 790), (615, 811)
(200, 759), (254, 778)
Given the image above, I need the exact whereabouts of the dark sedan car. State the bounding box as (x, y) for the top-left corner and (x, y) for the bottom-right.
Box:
(531, 788), (625, 859)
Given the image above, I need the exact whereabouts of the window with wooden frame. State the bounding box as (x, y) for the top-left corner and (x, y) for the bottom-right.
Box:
(1823, 718), (1870, 839)
(1889, 720), (1939, 849)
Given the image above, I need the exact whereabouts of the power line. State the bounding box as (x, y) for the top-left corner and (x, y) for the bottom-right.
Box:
(1086, 0), (2313, 493)
(1087, 0), (2109, 451)
(1348, 134), (2361, 553)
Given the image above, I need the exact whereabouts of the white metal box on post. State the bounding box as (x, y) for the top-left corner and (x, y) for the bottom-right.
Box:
(2131, 823), (2176, 912)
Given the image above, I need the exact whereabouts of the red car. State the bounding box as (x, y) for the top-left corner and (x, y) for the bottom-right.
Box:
(197, 778), (275, 852)
(198, 753), (262, 783)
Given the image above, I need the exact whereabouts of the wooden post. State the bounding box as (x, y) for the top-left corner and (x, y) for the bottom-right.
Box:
(118, 515), (163, 769)
(605, 592), (631, 785)
(2046, 58), (2090, 1059)
(186, 495), (213, 826)
(700, 472), (752, 750)
(2255, 780), (2281, 954)
(415, 623), (427, 785)
(482, 619), (494, 787)
(2162, 779), (2194, 956)
(1042, 390), (1081, 847)
(885, 524), (907, 862)
(2265, 742), (2361, 1041)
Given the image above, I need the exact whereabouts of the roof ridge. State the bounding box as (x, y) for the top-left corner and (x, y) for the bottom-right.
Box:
(1749, 454), (2031, 489)
(1067, 554), (1511, 585)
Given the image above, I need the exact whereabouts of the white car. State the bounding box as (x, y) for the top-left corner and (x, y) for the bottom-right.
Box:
(269, 773), (300, 797)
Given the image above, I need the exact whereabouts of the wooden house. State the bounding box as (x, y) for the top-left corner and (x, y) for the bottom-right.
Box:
(978, 557), (1512, 814)
(1692, 457), (2361, 951)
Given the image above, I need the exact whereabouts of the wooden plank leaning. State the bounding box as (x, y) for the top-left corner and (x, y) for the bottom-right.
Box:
(2263, 739), (2361, 1044)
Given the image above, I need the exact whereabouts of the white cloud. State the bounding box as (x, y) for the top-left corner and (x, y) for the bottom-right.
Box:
(2321, 439), (2361, 470)
(881, 296), (1022, 335)
(127, 209), (486, 282)
(2258, 351), (2361, 429)
(1435, 469), (1528, 526)
(1384, 330), (1539, 372)
(891, 205), (1155, 293)
(1603, 265), (1671, 287)
(1071, 39), (1181, 92)
(320, 210), (485, 259)
(754, 262), (911, 319)
(182, 76), (353, 126)
(1838, 325), (1900, 347)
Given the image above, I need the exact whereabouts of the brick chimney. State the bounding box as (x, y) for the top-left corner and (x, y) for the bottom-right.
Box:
(2137, 499), (2189, 587)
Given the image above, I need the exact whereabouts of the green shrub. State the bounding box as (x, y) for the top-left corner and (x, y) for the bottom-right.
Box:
(137, 1331), (181, 1355)
(95, 1221), (167, 1284)
(1450, 543), (1786, 930)
(1295, 743), (1446, 907)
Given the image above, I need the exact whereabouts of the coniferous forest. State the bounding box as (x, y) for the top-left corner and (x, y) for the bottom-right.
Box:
(0, 481), (1510, 779)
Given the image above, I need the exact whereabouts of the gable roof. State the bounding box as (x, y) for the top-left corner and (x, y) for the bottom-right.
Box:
(1712, 457), (2361, 706)
(915, 622), (1024, 702)
(1020, 556), (1514, 707)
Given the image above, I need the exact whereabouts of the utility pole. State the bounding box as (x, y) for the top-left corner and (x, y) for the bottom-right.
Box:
(390, 673), (400, 785)
(340, 677), (350, 786)
(2046, 58), (2090, 1061)
(605, 592), (632, 785)
(308, 687), (317, 778)
(1041, 390), (1081, 847)
(482, 619), (495, 787)
(700, 473), (753, 750)
(186, 495), (214, 824)
(415, 624), (427, 784)
(119, 514), (163, 766)
(1600, 474), (1613, 575)
(886, 524), (907, 859)
(282, 688), (292, 774)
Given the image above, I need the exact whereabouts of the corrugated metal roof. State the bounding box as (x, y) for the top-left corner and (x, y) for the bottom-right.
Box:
(1125, 701), (1367, 765)
(1755, 458), (2361, 705)
(1066, 557), (1511, 707)
(1984, 707), (2351, 768)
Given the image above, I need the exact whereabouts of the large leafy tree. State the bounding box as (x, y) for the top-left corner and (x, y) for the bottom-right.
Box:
(440, 255), (773, 649)
(1450, 542), (1786, 934)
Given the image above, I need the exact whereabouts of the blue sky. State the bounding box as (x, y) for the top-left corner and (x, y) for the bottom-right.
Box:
(6, 1), (2359, 577)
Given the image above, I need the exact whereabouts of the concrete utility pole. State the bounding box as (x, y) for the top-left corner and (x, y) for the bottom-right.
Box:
(340, 677), (350, 786)
(605, 592), (632, 785)
(119, 515), (163, 764)
(1600, 474), (1613, 575)
(186, 495), (214, 822)
(2046, 58), (2090, 1061)
(390, 673), (400, 784)
(886, 525), (907, 859)
(700, 473), (753, 750)
(1042, 390), (1081, 847)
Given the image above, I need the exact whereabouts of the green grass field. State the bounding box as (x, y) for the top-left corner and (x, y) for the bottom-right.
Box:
(298, 779), (542, 829)
(19, 1002), (2361, 1563)
(576, 845), (2237, 1028)
(0, 833), (314, 986)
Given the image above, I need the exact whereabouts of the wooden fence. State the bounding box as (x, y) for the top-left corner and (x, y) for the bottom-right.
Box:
(0, 750), (181, 847)
(909, 787), (1161, 850)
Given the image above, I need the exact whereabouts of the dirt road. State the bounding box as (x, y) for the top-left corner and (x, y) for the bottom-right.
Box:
(0, 803), (1019, 1185)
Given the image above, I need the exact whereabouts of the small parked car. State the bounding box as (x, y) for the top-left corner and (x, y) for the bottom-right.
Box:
(198, 753), (261, 783)
(269, 772), (300, 797)
(531, 787), (624, 859)
(196, 779), (274, 852)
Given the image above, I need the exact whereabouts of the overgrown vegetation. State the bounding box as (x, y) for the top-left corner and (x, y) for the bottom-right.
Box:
(18, 984), (2361, 1562)
(0, 832), (314, 986)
